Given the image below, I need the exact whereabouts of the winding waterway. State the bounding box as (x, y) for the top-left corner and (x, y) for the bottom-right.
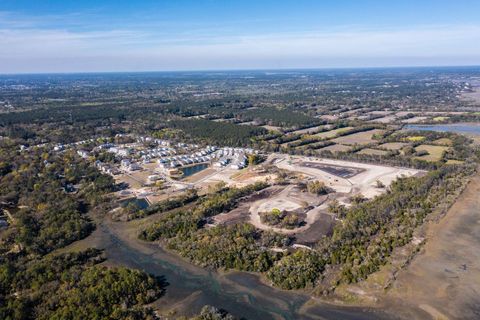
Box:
(95, 219), (395, 320)
(73, 122), (480, 319)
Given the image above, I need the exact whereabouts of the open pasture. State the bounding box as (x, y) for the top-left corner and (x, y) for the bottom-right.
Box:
(318, 143), (351, 153)
(378, 142), (409, 150)
(332, 129), (385, 145)
(356, 148), (389, 156)
(314, 127), (353, 139)
(414, 144), (449, 162)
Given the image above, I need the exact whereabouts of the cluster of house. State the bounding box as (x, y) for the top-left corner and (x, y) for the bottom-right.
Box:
(213, 147), (253, 170)
(158, 146), (217, 170)
(77, 150), (90, 159)
(120, 159), (142, 172)
(108, 146), (131, 157)
(137, 136), (171, 146)
(94, 160), (120, 175)
(51, 135), (259, 181)
(104, 143), (254, 174)
(94, 159), (150, 176)
(53, 138), (107, 152)
(139, 147), (177, 164)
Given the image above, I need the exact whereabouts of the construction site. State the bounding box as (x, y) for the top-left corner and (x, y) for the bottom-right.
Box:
(111, 141), (423, 245)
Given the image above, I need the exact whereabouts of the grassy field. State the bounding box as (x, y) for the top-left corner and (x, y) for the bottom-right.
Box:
(262, 125), (283, 132)
(314, 127), (353, 139)
(402, 116), (428, 123)
(414, 144), (449, 162)
(445, 159), (464, 165)
(369, 115), (397, 123)
(356, 148), (389, 156)
(289, 125), (325, 135)
(332, 129), (385, 145)
(406, 136), (426, 142)
(433, 138), (453, 146)
(433, 116), (449, 121)
(280, 137), (302, 146)
(378, 142), (409, 150)
(319, 144), (351, 153)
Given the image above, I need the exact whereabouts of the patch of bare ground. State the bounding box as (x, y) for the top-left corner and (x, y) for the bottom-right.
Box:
(182, 168), (216, 183)
(294, 213), (336, 245)
(248, 184), (332, 235)
(213, 186), (283, 225)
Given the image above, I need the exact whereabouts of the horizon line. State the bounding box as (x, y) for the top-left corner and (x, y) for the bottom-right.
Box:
(1, 64), (480, 76)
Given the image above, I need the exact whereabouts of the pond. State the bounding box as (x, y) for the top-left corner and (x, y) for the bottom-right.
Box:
(180, 163), (208, 177)
(405, 123), (480, 135)
(120, 197), (149, 210)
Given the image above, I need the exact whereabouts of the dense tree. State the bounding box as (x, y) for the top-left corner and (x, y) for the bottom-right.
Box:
(307, 180), (330, 195)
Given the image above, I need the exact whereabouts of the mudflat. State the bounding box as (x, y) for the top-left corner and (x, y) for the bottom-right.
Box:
(384, 171), (480, 320)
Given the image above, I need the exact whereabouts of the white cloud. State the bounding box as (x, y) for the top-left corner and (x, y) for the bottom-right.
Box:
(0, 21), (479, 73)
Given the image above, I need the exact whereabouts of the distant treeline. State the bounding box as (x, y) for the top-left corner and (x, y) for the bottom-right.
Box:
(236, 107), (319, 128)
(167, 119), (267, 146)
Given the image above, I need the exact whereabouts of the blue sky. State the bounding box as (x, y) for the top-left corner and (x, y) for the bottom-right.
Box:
(1, 0), (480, 73)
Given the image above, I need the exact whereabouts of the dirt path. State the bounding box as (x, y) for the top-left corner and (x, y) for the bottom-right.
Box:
(249, 185), (296, 234)
(382, 172), (480, 320)
(248, 184), (329, 234)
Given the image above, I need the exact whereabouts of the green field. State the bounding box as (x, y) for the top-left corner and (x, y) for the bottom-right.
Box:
(378, 142), (409, 150)
(314, 127), (354, 139)
(356, 148), (389, 156)
(332, 129), (385, 145)
(406, 136), (426, 142)
(433, 138), (453, 146)
(414, 144), (449, 162)
(319, 143), (351, 153)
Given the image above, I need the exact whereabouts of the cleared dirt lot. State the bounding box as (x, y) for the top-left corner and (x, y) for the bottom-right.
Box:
(115, 174), (143, 189)
(274, 154), (423, 198)
(213, 186), (283, 226)
(248, 185), (330, 235)
(194, 167), (274, 190)
(299, 161), (364, 178)
(114, 162), (160, 188)
(183, 168), (217, 183)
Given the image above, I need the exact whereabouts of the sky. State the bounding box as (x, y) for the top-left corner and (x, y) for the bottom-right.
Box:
(1, 0), (480, 73)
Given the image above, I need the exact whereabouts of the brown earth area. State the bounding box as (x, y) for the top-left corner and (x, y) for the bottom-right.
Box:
(381, 171), (480, 320)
